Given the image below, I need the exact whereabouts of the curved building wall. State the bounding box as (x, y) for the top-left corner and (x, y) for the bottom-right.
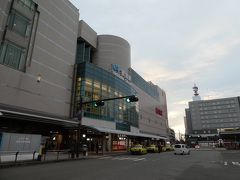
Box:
(93, 35), (131, 72)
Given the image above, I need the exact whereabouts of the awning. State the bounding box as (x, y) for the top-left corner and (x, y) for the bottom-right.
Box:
(0, 109), (79, 127)
(86, 125), (167, 140)
(220, 130), (240, 135)
(189, 134), (218, 137)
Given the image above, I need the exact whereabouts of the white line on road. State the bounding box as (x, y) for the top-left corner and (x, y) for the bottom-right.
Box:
(133, 158), (146, 161)
(112, 157), (129, 160)
(232, 162), (240, 166)
(99, 157), (111, 159)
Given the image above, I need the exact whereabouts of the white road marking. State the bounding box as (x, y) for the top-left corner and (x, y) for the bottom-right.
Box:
(112, 157), (127, 160)
(133, 158), (146, 161)
(232, 162), (240, 166)
(99, 156), (147, 161)
(98, 156), (111, 159)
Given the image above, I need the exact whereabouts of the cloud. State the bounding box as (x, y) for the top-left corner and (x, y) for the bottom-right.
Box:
(133, 31), (240, 85)
(168, 110), (186, 134)
(173, 100), (191, 105)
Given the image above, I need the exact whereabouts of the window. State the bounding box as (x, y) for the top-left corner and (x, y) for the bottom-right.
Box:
(0, 42), (26, 71)
(8, 10), (31, 37)
(18, 0), (35, 11)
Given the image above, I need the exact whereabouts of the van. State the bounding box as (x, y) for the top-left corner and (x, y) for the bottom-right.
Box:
(174, 144), (190, 155)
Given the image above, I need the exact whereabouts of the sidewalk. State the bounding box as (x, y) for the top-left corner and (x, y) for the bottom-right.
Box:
(0, 151), (128, 169)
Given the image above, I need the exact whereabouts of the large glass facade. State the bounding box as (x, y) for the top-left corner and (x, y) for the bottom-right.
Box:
(74, 62), (139, 129)
(76, 40), (92, 64)
(129, 68), (160, 100)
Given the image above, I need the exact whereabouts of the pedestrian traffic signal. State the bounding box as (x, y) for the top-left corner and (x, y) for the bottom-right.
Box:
(94, 100), (105, 107)
(126, 95), (138, 103)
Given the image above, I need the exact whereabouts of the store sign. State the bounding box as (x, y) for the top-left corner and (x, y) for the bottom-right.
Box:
(111, 64), (131, 81)
(155, 107), (163, 116)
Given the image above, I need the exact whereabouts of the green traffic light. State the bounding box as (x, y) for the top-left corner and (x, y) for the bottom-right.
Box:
(94, 100), (105, 107)
(126, 95), (138, 103)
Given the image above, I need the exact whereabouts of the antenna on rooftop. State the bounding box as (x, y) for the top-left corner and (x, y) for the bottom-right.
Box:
(192, 83), (201, 101)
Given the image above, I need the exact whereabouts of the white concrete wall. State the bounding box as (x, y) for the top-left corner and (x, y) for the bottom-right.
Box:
(93, 35), (131, 72)
(78, 20), (97, 48)
(0, 0), (79, 118)
(130, 83), (168, 137)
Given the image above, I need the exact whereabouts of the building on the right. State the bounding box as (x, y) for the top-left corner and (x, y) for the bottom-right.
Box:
(168, 128), (176, 144)
(185, 94), (240, 149)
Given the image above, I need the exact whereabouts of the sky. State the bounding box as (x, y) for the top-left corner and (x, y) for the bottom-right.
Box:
(70, 0), (240, 136)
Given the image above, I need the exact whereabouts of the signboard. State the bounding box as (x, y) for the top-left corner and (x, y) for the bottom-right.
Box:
(111, 64), (131, 81)
(0, 132), (41, 152)
(155, 107), (163, 116)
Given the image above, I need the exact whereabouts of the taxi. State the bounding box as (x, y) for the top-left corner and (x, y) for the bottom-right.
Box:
(146, 144), (159, 153)
(130, 144), (147, 155)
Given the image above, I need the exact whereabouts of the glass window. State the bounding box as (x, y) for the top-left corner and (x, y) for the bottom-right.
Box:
(8, 10), (31, 37)
(18, 0), (35, 11)
(0, 42), (26, 71)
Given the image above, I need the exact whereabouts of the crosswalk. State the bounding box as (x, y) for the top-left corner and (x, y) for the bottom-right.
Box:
(98, 156), (146, 162)
(223, 161), (240, 167)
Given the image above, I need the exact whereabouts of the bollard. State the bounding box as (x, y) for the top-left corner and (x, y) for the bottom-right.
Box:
(57, 151), (60, 160)
(33, 151), (36, 160)
(15, 151), (19, 163)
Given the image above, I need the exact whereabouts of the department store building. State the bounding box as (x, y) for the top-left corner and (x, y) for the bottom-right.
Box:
(0, 0), (169, 152)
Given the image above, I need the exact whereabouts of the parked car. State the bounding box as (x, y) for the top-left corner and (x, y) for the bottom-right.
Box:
(130, 144), (147, 155)
(174, 144), (190, 155)
(195, 145), (200, 149)
(165, 144), (174, 151)
(146, 145), (159, 153)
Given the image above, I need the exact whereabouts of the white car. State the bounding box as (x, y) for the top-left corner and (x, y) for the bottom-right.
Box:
(174, 144), (190, 155)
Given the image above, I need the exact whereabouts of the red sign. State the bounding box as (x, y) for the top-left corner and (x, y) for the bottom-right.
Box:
(155, 107), (163, 116)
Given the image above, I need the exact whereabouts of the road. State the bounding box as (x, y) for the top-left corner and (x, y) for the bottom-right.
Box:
(0, 150), (240, 180)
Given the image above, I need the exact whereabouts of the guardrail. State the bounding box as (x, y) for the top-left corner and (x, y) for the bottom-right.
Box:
(42, 149), (71, 161)
(0, 149), (92, 164)
(0, 151), (38, 163)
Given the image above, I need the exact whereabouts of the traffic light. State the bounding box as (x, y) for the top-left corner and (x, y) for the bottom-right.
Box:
(94, 100), (105, 107)
(126, 95), (138, 103)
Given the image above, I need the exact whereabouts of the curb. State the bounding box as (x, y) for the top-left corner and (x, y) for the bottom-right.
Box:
(0, 152), (129, 169)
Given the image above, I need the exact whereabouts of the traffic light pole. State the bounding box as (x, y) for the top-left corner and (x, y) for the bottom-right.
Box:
(75, 95), (137, 157)
(81, 95), (138, 105)
(76, 97), (82, 158)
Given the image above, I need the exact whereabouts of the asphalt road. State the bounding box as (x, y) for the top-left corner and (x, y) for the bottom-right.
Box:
(0, 150), (240, 180)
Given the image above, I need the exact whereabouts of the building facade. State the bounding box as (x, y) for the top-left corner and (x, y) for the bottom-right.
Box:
(73, 20), (169, 152)
(0, 0), (79, 149)
(0, 0), (169, 153)
(185, 97), (240, 148)
(168, 128), (176, 144)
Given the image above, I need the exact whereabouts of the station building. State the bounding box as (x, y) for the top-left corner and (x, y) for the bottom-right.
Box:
(0, 0), (79, 149)
(0, 0), (169, 153)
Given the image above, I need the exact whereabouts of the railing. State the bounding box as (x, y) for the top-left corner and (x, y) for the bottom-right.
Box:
(0, 151), (38, 163)
(0, 149), (92, 164)
(42, 149), (71, 161)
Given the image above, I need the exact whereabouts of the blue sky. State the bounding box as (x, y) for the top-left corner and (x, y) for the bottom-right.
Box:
(70, 0), (240, 135)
